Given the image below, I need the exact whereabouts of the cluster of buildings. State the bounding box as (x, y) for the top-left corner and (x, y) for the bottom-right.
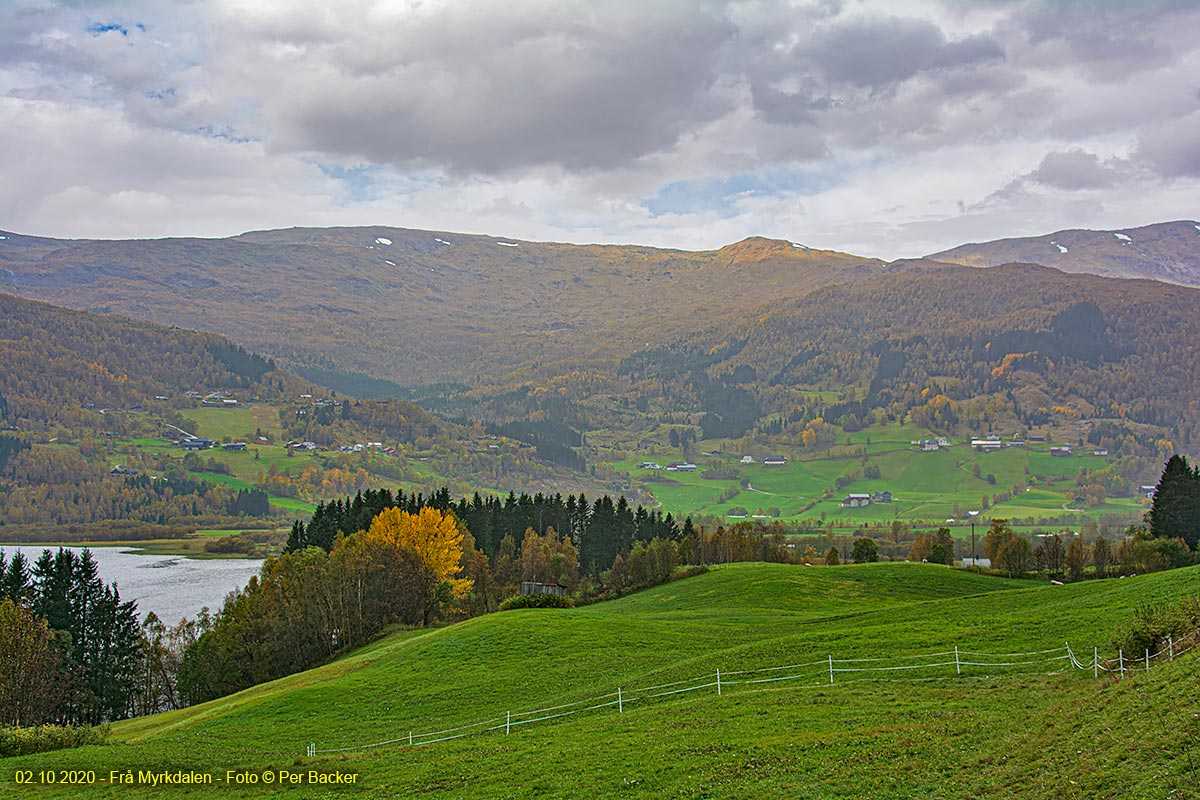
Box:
(839, 491), (893, 508)
(179, 438), (247, 451)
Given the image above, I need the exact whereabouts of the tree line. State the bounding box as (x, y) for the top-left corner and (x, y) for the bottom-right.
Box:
(0, 549), (145, 726)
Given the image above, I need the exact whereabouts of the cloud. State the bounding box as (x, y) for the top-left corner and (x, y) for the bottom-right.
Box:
(1029, 150), (1121, 190)
(228, 1), (739, 173)
(2, 0), (1200, 259)
(1135, 110), (1200, 178)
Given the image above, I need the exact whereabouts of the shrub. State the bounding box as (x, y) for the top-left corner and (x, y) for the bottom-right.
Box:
(1111, 597), (1200, 656)
(0, 725), (110, 757)
(499, 593), (575, 611)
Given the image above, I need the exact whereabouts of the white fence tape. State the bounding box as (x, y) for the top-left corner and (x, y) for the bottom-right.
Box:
(309, 637), (1194, 756)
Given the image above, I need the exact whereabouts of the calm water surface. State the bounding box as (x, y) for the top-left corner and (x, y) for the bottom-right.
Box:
(0, 545), (263, 625)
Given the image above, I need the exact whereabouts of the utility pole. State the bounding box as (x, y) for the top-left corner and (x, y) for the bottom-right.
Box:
(971, 520), (977, 571)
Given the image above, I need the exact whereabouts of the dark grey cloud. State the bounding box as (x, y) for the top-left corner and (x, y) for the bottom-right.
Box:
(1006, 1), (1195, 81)
(263, 3), (738, 173)
(744, 12), (1005, 131)
(1030, 149), (1120, 190)
(808, 17), (1003, 90)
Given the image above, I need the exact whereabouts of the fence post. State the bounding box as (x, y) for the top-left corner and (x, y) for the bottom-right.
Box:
(306, 743), (314, 758)
(955, 645), (961, 676)
(716, 669), (722, 697)
(618, 687), (623, 714)
(1145, 648), (1150, 671)
(1094, 647), (1098, 679)
(828, 654), (834, 685)
(409, 731), (413, 747)
(1169, 636), (1174, 660)
(1119, 649), (1125, 680)
(506, 711), (510, 736)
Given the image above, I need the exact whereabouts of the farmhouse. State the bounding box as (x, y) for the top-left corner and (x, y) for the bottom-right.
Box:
(1093, 448), (1109, 456)
(181, 438), (213, 450)
(841, 493), (871, 508)
(666, 462), (697, 472)
(763, 455), (787, 466)
(740, 455), (755, 464)
(871, 490), (893, 504)
(1029, 434), (1046, 442)
(223, 442), (247, 451)
(971, 439), (1002, 452)
(1006, 438), (1026, 447)
(917, 439), (940, 451)
(1050, 446), (1073, 457)
(638, 461), (664, 470)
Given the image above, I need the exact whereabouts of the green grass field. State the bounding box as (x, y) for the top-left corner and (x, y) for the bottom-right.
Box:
(614, 434), (1147, 528)
(181, 404), (282, 442)
(6, 562), (1199, 798)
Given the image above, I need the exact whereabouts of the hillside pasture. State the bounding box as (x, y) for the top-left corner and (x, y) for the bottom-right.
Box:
(6, 563), (1199, 799)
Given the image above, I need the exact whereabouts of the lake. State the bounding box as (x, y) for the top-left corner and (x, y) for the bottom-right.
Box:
(0, 545), (263, 625)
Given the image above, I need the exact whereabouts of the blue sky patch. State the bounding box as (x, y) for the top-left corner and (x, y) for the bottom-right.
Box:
(643, 169), (841, 218)
(86, 22), (130, 37)
(191, 125), (253, 144)
(318, 163), (387, 204)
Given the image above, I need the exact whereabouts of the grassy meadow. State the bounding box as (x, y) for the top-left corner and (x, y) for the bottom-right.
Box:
(612, 422), (1146, 529)
(5, 562), (1199, 798)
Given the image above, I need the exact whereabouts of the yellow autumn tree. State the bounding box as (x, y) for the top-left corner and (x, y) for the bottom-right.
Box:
(362, 507), (473, 599)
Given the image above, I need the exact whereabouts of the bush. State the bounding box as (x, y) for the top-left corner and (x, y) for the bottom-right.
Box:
(668, 565), (709, 582)
(1111, 597), (1200, 656)
(499, 593), (575, 611)
(0, 725), (110, 757)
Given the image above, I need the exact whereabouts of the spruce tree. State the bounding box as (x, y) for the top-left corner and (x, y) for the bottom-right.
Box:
(1149, 455), (1200, 549)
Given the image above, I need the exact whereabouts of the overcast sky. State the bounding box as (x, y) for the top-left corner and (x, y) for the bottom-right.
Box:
(2, 0), (1199, 259)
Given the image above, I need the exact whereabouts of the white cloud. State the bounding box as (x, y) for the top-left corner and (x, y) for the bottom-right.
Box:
(2, 0), (1200, 257)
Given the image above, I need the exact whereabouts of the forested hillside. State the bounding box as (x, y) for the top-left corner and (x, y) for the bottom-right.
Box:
(0, 292), (288, 432)
(0, 293), (609, 536)
(622, 262), (1200, 452)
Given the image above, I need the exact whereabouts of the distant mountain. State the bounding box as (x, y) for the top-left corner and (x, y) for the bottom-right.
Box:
(927, 220), (1200, 286)
(0, 227), (885, 387)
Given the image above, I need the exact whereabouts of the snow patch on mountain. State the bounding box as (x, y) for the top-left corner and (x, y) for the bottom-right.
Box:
(1113, 233), (1132, 243)
(496, 241), (519, 247)
(375, 237), (393, 246)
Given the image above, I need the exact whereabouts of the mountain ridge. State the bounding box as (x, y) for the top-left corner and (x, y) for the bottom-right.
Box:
(0, 225), (886, 387)
(926, 219), (1200, 285)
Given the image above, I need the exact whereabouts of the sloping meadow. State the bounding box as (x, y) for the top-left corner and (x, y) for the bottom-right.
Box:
(7, 562), (1200, 798)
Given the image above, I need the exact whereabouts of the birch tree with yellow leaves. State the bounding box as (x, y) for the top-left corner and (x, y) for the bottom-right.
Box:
(362, 507), (474, 601)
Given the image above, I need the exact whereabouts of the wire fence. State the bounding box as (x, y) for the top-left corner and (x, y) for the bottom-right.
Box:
(305, 631), (1197, 758)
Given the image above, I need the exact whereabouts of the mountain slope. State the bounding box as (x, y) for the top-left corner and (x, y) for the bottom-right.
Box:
(0, 227), (885, 387)
(6, 562), (1199, 798)
(927, 219), (1200, 285)
(621, 261), (1200, 450)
